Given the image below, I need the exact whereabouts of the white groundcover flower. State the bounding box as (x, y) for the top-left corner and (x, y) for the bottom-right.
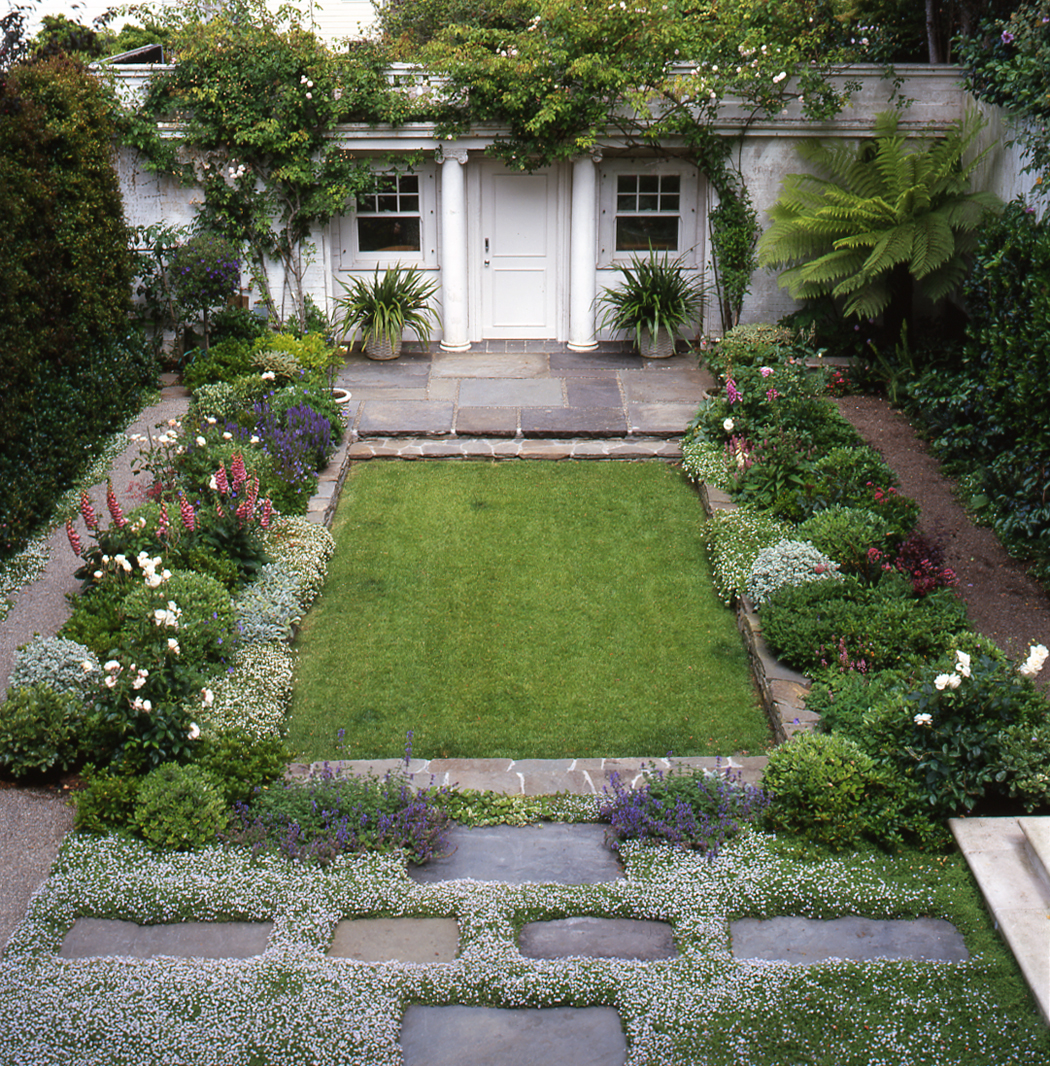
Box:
(934, 673), (960, 691)
(913, 712), (933, 727)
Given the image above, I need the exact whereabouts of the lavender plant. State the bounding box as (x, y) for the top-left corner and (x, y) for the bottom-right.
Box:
(224, 765), (452, 865)
(597, 762), (770, 858)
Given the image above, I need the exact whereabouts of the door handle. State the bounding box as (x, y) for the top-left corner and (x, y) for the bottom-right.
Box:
(484, 237), (490, 266)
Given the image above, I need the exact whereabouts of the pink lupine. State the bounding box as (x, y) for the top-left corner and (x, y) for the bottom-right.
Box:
(246, 474), (259, 515)
(214, 464), (229, 495)
(66, 520), (82, 557)
(179, 495), (197, 532)
(80, 491), (98, 531)
(230, 452), (247, 492)
(158, 500), (170, 539)
(260, 498), (273, 529)
(106, 481), (127, 528)
(236, 499), (252, 525)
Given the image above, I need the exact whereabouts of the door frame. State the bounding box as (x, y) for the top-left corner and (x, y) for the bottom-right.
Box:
(467, 159), (571, 342)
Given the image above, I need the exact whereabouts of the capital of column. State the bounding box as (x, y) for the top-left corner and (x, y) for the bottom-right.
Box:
(437, 144), (469, 165)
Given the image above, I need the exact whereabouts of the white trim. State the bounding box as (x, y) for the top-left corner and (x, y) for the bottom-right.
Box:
(335, 165), (439, 270)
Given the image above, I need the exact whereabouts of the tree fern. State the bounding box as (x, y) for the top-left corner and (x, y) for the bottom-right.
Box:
(759, 110), (1001, 339)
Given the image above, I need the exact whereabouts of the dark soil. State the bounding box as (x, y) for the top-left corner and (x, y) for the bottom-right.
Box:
(835, 395), (1050, 678)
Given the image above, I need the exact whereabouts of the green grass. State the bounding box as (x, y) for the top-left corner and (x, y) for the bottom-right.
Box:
(289, 461), (768, 761)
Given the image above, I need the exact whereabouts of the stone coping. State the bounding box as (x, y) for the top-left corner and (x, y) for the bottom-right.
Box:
(287, 755), (769, 793)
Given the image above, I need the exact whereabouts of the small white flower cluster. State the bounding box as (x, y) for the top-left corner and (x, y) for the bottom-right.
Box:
(1019, 642), (1049, 678)
(701, 508), (792, 606)
(679, 437), (733, 492)
(934, 649), (971, 691)
(137, 550), (171, 590)
(153, 601), (182, 629)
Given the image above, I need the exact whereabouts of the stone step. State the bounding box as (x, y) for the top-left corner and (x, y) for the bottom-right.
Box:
(949, 817), (1050, 1027)
(1020, 816), (1050, 895)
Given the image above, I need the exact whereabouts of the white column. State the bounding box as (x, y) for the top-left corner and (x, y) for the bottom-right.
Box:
(438, 145), (471, 352)
(568, 149), (601, 352)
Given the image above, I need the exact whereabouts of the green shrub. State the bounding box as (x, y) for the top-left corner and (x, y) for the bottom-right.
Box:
(746, 538), (840, 606)
(118, 569), (237, 669)
(192, 729), (292, 805)
(704, 323), (794, 377)
(187, 381), (243, 426)
(182, 336), (254, 388)
(796, 506), (894, 578)
(762, 731), (910, 851)
(701, 508), (792, 605)
(59, 583), (126, 657)
(0, 685), (85, 778)
(9, 636), (100, 700)
(761, 575), (969, 673)
(133, 762), (229, 850)
(252, 347), (303, 385)
(1000, 722), (1050, 813)
(886, 647), (1050, 817)
(251, 331), (336, 380)
(0, 55), (147, 562)
(72, 766), (142, 834)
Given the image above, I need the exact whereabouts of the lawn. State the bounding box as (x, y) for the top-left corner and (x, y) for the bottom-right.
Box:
(289, 461), (768, 762)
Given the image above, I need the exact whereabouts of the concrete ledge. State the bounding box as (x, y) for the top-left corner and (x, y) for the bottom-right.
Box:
(949, 817), (1050, 1027)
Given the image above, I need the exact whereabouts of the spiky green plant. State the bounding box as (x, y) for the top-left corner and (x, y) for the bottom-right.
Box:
(596, 248), (706, 351)
(334, 266), (441, 352)
(758, 110), (1001, 340)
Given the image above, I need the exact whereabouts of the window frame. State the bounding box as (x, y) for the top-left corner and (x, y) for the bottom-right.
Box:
(598, 160), (701, 268)
(337, 166), (439, 270)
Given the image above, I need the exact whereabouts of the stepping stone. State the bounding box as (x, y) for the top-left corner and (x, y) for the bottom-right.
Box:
(58, 919), (273, 959)
(730, 916), (969, 964)
(519, 917), (676, 960)
(400, 1005), (627, 1066)
(409, 824), (621, 885)
(327, 918), (459, 963)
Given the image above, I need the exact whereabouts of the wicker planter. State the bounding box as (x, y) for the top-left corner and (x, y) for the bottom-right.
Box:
(364, 335), (403, 361)
(639, 327), (676, 359)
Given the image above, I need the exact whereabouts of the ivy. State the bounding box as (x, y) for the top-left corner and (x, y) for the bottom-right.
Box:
(124, 0), (410, 330)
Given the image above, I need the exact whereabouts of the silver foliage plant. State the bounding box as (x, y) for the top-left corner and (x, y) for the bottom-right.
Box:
(746, 538), (840, 606)
(9, 636), (100, 700)
(233, 561), (304, 643)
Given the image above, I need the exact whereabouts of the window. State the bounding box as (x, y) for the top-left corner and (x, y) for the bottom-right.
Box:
(355, 174), (421, 253)
(614, 174), (680, 252)
(598, 162), (703, 268)
(337, 167), (438, 269)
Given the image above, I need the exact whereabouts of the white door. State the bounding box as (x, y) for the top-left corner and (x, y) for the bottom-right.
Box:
(479, 165), (559, 338)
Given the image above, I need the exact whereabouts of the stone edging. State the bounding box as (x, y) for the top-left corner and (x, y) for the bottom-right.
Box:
(698, 484), (817, 745)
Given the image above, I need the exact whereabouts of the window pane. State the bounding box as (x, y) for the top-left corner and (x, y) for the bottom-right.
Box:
(661, 194), (680, 212)
(638, 194), (659, 212)
(358, 216), (421, 252)
(615, 216), (678, 251)
(399, 195), (419, 212)
(377, 195), (398, 213)
(638, 175), (660, 194)
(617, 175), (637, 194)
(399, 174), (419, 193)
(661, 175), (681, 193)
(616, 193), (637, 212)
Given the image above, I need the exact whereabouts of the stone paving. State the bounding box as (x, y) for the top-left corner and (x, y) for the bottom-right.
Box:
(332, 341), (713, 445)
(51, 824), (975, 1062)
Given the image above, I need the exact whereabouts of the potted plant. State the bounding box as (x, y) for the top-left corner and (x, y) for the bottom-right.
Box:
(334, 265), (441, 360)
(596, 248), (704, 358)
